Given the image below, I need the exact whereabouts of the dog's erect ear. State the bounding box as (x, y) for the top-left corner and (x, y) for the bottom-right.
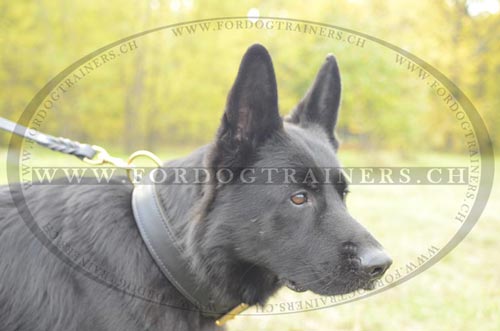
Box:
(286, 54), (341, 149)
(213, 44), (282, 167)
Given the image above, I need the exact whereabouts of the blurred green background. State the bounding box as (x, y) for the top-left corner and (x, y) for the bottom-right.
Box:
(0, 0), (499, 153)
(0, 0), (499, 330)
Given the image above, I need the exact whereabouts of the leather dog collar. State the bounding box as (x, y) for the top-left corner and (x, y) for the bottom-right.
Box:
(131, 180), (248, 325)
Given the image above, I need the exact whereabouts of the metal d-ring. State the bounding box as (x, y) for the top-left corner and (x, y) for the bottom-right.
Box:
(126, 150), (163, 183)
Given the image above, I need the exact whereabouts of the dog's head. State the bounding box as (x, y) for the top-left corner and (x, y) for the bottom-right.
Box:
(203, 44), (391, 299)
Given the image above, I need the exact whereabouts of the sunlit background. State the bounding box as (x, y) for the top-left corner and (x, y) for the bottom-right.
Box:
(0, 1), (499, 330)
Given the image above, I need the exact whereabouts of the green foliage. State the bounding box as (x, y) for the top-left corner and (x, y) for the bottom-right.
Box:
(0, 0), (497, 154)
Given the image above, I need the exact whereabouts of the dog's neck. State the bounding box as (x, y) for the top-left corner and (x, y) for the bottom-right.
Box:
(155, 145), (280, 309)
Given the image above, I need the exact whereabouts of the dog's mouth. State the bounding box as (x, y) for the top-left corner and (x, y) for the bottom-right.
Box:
(279, 266), (382, 294)
(281, 279), (308, 293)
(281, 276), (379, 295)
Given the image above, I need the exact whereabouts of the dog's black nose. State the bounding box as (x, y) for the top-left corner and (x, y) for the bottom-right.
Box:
(359, 249), (392, 279)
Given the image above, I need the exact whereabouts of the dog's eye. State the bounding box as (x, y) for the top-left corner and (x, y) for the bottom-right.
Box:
(290, 192), (308, 205)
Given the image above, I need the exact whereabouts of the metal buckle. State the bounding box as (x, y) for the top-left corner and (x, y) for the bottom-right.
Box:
(215, 303), (249, 326)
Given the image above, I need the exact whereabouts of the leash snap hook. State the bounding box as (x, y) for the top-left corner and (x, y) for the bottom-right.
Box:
(83, 145), (162, 184)
(83, 145), (130, 168)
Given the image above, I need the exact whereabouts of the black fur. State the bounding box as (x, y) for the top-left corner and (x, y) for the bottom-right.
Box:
(0, 44), (390, 331)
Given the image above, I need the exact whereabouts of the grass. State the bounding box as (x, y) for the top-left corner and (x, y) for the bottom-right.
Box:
(1, 147), (498, 331)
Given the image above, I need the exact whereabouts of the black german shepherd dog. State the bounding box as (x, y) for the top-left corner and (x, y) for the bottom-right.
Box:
(0, 44), (391, 330)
